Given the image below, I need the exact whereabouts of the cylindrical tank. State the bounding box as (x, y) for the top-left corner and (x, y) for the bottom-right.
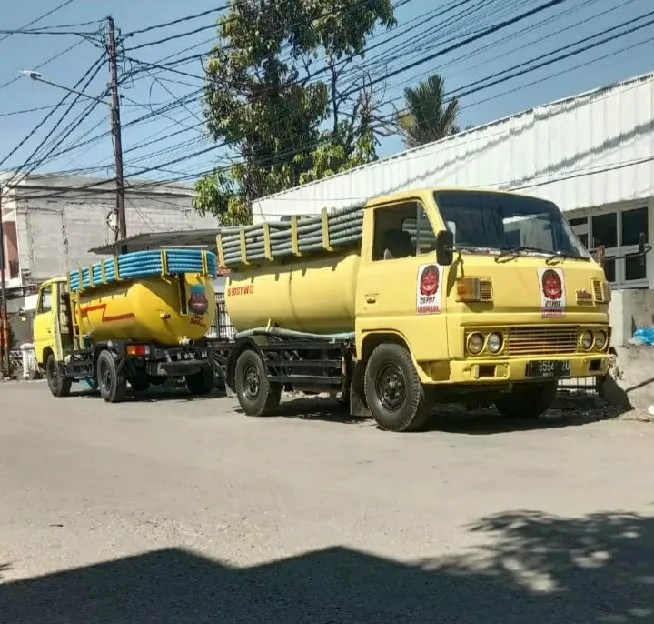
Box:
(74, 273), (216, 345)
(225, 252), (360, 334)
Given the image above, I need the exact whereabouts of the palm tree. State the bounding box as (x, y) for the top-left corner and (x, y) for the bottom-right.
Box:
(395, 74), (460, 148)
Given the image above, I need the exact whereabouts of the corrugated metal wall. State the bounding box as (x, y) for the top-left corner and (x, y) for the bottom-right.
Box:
(253, 72), (654, 223)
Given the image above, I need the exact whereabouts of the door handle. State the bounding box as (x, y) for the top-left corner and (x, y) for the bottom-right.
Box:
(365, 294), (377, 304)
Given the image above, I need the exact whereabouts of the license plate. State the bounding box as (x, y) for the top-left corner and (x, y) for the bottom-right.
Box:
(525, 359), (571, 378)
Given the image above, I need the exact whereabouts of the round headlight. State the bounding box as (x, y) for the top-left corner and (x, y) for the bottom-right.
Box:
(580, 330), (593, 350)
(595, 330), (608, 350)
(487, 332), (503, 354)
(467, 332), (484, 355)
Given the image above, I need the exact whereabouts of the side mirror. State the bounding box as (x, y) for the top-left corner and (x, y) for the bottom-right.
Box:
(436, 229), (454, 266)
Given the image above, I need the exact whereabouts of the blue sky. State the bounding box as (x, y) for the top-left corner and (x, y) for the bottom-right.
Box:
(1, 0), (653, 184)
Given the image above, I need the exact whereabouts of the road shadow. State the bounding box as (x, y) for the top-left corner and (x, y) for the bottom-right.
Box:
(237, 394), (618, 435)
(68, 384), (227, 403)
(2, 509), (653, 622)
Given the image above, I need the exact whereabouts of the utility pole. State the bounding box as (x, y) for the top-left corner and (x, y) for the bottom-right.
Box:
(106, 16), (127, 248)
(0, 186), (9, 379)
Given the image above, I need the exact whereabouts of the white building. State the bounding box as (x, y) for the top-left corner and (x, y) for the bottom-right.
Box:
(0, 174), (218, 344)
(252, 71), (654, 345)
(0, 173), (218, 291)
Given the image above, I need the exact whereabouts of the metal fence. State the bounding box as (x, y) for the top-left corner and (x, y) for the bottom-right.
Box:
(207, 293), (236, 340)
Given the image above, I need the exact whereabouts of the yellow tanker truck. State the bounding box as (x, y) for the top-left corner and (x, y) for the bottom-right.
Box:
(215, 187), (618, 432)
(33, 247), (218, 402)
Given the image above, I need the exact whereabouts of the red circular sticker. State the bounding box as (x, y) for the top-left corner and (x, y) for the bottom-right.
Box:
(541, 269), (562, 300)
(420, 265), (440, 297)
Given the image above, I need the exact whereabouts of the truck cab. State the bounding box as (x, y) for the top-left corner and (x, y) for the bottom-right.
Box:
(33, 278), (75, 396)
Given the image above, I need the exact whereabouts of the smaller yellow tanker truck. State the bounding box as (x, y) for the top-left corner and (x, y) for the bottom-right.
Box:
(33, 247), (218, 402)
(215, 187), (618, 432)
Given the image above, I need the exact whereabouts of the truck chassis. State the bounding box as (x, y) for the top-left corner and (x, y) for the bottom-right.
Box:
(47, 340), (215, 403)
(208, 330), (558, 432)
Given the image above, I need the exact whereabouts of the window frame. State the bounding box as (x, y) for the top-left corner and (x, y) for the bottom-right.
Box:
(370, 198), (437, 262)
(567, 201), (650, 289)
(37, 284), (53, 314)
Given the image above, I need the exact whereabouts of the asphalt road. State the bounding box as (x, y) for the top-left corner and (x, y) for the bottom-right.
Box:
(1, 381), (654, 623)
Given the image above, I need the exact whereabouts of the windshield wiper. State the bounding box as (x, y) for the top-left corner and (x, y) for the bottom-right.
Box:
(496, 246), (583, 262)
(497, 245), (553, 258)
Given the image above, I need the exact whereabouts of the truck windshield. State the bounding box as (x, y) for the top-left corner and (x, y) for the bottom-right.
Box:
(433, 190), (590, 259)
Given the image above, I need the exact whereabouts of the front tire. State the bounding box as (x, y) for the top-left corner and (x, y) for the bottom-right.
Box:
(186, 367), (215, 396)
(363, 343), (431, 432)
(96, 350), (127, 403)
(45, 353), (72, 398)
(234, 349), (282, 417)
(494, 381), (557, 418)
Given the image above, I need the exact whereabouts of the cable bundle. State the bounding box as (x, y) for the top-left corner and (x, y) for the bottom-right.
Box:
(219, 203), (364, 265)
(69, 248), (217, 292)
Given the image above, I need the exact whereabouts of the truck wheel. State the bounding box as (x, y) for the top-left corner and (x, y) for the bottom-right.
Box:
(494, 381), (557, 418)
(96, 350), (127, 403)
(364, 343), (431, 432)
(45, 353), (72, 398)
(234, 349), (282, 417)
(186, 367), (215, 396)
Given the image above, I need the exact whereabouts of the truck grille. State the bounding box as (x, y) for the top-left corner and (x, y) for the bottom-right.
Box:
(507, 326), (578, 356)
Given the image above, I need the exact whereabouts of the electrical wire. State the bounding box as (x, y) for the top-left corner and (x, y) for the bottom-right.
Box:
(0, 0), (79, 44)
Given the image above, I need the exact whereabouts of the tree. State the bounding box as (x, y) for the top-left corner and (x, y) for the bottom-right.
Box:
(193, 0), (395, 225)
(395, 74), (460, 149)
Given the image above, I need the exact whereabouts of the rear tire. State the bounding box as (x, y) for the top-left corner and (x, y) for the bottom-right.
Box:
(186, 367), (215, 396)
(96, 350), (127, 403)
(364, 343), (431, 432)
(494, 381), (557, 418)
(234, 349), (282, 417)
(45, 353), (72, 398)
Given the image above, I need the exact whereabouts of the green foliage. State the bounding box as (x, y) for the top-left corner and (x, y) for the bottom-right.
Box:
(194, 0), (394, 225)
(395, 74), (460, 149)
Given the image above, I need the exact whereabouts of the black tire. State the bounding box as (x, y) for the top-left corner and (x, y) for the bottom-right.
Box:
(129, 375), (150, 393)
(494, 381), (557, 419)
(363, 343), (431, 432)
(96, 350), (127, 403)
(186, 367), (215, 396)
(234, 349), (282, 417)
(45, 353), (72, 398)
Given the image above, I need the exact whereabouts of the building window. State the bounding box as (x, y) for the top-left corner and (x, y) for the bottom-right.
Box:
(566, 204), (649, 288)
(621, 206), (648, 246)
(591, 213), (617, 248)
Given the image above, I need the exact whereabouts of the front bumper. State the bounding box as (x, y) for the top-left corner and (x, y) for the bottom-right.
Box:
(424, 353), (610, 385)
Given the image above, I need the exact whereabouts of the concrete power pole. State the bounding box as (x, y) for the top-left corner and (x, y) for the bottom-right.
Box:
(106, 16), (127, 247)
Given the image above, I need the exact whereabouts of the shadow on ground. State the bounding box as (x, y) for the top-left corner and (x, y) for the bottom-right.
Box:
(239, 394), (620, 435)
(2, 510), (653, 622)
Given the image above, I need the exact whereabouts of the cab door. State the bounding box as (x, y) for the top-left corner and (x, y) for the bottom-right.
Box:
(33, 283), (57, 366)
(355, 198), (451, 363)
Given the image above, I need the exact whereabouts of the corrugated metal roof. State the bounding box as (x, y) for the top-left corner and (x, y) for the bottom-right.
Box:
(253, 71), (654, 223)
(88, 229), (220, 255)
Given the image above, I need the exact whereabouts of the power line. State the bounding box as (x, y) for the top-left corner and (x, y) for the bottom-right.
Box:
(0, 0), (78, 44)
(0, 53), (107, 178)
(122, 4), (230, 38)
(343, 0), (569, 98)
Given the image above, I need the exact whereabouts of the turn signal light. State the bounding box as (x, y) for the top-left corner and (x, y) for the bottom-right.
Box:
(457, 277), (482, 302)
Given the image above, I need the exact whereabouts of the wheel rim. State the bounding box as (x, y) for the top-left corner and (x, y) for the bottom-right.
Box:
(99, 359), (113, 392)
(243, 364), (260, 400)
(375, 363), (406, 412)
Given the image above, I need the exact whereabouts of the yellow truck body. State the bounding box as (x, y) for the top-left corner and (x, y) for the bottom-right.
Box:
(33, 248), (218, 403)
(73, 274), (216, 346)
(217, 187), (613, 432)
